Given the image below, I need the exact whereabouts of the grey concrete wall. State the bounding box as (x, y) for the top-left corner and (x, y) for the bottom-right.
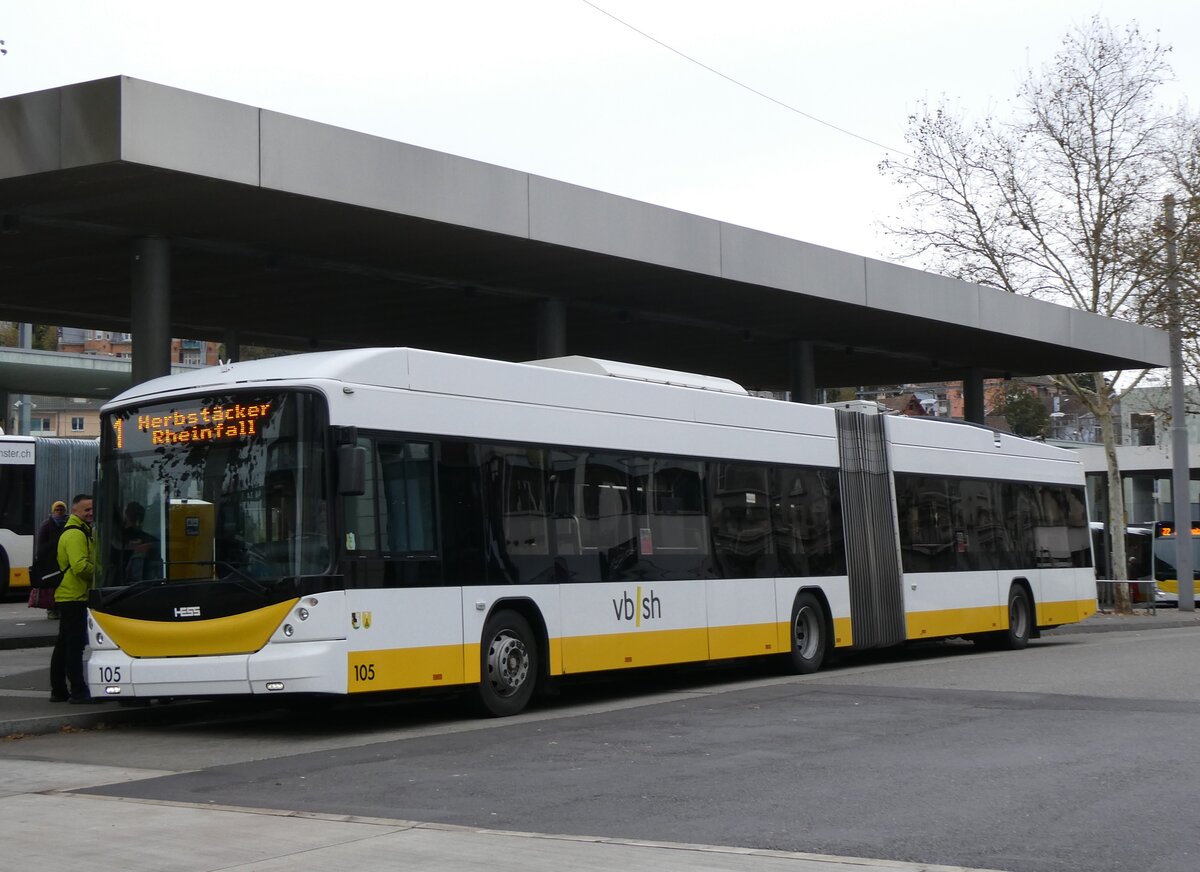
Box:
(0, 76), (1173, 371)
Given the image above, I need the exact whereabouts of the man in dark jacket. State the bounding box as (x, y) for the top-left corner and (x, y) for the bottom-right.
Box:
(28, 499), (68, 618)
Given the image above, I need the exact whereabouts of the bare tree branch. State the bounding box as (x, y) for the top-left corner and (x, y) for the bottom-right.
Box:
(879, 17), (1199, 612)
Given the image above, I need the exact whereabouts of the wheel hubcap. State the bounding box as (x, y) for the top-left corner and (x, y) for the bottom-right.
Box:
(794, 606), (818, 659)
(486, 630), (529, 698)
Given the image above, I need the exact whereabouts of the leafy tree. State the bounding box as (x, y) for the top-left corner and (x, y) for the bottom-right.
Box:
(32, 325), (56, 351)
(822, 386), (857, 403)
(992, 384), (1051, 438)
(230, 343), (293, 362)
(880, 18), (1198, 611)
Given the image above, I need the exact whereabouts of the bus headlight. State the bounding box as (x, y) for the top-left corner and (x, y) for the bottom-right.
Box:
(297, 608), (309, 621)
(283, 624), (294, 637)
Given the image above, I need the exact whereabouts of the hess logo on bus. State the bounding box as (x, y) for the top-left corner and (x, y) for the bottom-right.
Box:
(612, 587), (662, 625)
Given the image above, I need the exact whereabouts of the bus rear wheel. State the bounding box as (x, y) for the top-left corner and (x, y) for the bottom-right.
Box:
(976, 585), (1032, 651)
(786, 592), (827, 674)
(1000, 585), (1032, 650)
(476, 610), (538, 717)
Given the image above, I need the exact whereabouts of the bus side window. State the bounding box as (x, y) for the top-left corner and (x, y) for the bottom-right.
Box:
(710, 461), (772, 577)
(650, 460), (708, 553)
(378, 441), (436, 553)
(772, 466), (844, 578)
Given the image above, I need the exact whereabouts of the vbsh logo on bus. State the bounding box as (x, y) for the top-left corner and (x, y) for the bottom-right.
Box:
(612, 587), (662, 626)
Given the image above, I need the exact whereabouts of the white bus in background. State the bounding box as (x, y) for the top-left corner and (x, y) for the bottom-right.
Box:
(86, 348), (1096, 715)
(0, 435), (99, 597)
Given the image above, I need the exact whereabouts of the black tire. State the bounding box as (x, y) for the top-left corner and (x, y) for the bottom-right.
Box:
(0, 549), (10, 600)
(999, 585), (1032, 650)
(476, 609), (539, 717)
(786, 592), (827, 674)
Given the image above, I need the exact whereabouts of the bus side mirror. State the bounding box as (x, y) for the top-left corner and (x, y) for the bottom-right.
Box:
(337, 445), (367, 496)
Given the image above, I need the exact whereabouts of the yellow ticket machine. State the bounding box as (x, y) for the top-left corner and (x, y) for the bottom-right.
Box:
(168, 499), (215, 580)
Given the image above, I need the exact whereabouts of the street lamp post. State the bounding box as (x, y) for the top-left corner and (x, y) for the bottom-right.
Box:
(1165, 195), (1194, 611)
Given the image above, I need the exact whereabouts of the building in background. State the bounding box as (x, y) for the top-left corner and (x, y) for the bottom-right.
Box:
(20, 394), (103, 438)
(0, 324), (222, 436)
(57, 328), (220, 366)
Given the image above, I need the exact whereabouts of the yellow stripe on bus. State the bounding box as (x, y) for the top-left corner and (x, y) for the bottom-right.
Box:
(906, 599), (1097, 640)
(351, 619), (858, 694)
(92, 599), (297, 657)
(907, 605), (1005, 640)
(1037, 598), (1096, 625)
(348, 645), (467, 693)
(710, 622), (779, 660)
(561, 627), (709, 673)
(834, 616), (853, 647)
(773, 617), (854, 651)
(347, 598), (1097, 697)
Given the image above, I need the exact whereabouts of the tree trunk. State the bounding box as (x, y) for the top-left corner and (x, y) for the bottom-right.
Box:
(1099, 401), (1131, 613)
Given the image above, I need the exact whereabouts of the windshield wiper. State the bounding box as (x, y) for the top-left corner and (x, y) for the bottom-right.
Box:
(214, 560), (270, 594)
(93, 576), (168, 607)
(93, 559), (272, 607)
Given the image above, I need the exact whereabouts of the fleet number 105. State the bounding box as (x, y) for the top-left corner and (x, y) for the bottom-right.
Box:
(353, 664), (376, 682)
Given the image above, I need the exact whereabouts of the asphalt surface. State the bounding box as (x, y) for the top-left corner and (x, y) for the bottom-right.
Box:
(4, 598), (1200, 872)
(3, 597), (1199, 737)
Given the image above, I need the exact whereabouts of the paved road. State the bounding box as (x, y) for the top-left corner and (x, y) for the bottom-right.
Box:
(3, 611), (1200, 872)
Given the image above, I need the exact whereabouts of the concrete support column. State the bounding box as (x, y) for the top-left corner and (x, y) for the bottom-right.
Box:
(962, 368), (985, 425)
(223, 329), (241, 363)
(536, 299), (566, 360)
(17, 323), (31, 435)
(788, 340), (817, 404)
(131, 237), (172, 385)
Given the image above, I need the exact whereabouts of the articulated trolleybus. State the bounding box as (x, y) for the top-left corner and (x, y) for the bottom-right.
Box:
(87, 349), (1095, 714)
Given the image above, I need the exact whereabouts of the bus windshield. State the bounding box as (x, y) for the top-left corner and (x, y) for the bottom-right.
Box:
(96, 391), (329, 588)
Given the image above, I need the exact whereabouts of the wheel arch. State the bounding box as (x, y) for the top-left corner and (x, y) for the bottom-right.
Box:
(792, 584), (835, 658)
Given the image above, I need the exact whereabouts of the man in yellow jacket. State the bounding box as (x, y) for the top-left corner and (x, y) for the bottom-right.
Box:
(50, 494), (96, 704)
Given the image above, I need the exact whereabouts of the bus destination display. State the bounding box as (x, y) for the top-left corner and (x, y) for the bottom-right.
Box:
(112, 401), (273, 449)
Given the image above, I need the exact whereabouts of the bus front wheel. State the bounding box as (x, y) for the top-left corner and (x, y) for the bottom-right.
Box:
(786, 592), (827, 674)
(476, 610), (539, 717)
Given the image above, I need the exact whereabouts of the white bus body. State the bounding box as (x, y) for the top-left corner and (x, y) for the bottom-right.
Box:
(87, 348), (1095, 713)
(0, 436), (97, 596)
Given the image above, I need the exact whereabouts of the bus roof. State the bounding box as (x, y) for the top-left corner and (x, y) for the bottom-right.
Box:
(103, 347), (1085, 475)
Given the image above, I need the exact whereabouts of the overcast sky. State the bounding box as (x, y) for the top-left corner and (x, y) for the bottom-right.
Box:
(2, 1), (1197, 264)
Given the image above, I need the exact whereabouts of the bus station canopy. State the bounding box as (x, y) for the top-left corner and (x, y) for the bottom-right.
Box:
(0, 76), (1170, 399)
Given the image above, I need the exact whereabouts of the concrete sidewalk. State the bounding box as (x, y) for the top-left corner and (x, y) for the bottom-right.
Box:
(3, 604), (1196, 872)
(0, 597), (60, 650)
(2, 783), (1004, 872)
